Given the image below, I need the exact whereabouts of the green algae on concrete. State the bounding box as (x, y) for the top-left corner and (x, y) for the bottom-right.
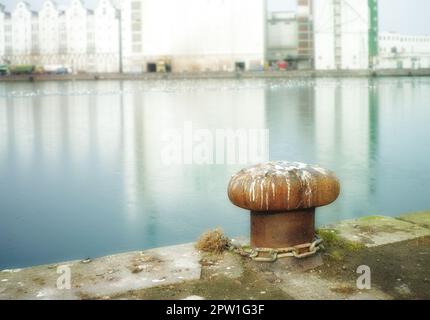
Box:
(317, 229), (365, 262)
(399, 211), (430, 229)
(325, 216), (430, 247)
(317, 229), (365, 252)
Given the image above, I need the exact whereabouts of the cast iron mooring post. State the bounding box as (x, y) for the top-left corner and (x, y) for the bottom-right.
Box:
(228, 161), (340, 249)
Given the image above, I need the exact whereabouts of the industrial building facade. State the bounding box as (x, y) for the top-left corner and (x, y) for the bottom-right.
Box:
(378, 32), (430, 69)
(313, 0), (370, 70)
(266, 0), (313, 70)
(0, 4), (6, 58)
(1, 0), (430, 73)
(267, 11), (298, 63)
(266, 0), (381, 71)
(119, 0), (266, 73)
(0, 0), (266, 73)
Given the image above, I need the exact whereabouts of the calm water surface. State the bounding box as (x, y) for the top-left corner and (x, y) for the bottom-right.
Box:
(1, 77), (430, 268)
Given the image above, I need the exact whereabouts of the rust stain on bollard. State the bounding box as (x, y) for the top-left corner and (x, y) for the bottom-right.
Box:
(228, 161), (340, 250)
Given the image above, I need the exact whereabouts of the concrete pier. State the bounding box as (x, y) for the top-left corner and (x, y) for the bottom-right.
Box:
(1, 211), (430, 300)
(1, 69), (430, 82)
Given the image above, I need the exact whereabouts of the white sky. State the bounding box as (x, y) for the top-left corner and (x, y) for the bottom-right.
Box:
(1, 0), (430, 35)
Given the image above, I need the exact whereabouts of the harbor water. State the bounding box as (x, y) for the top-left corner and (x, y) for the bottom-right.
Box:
(1, 77), (430, 268)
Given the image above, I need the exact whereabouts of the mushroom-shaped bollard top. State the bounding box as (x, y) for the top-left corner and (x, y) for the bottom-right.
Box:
(228, 161), (340, 212)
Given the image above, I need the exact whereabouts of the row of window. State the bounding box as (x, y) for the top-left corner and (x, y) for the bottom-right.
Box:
(380, 35), (430, 43)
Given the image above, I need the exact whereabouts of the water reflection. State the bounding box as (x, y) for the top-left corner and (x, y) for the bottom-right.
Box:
(1, 78), (430, 268)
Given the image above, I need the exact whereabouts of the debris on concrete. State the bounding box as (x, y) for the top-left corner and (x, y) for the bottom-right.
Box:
(182, 295), (205, 300)
(395, 284), (412, 297)
(201, 252), (244, 280)
(195, 229), (229, 254)
(111, 253), (292, 300)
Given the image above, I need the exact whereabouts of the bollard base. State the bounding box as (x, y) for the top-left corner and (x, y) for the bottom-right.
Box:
(251, 209), (315, 249)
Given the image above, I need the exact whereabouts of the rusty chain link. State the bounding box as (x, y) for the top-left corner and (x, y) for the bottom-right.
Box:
(229, 236), (324, 262)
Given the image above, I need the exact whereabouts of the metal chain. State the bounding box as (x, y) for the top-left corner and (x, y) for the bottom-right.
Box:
(229, 237), (324, 262)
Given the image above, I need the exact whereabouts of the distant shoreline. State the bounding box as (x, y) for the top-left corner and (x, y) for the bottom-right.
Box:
(1, 69), (430, 82)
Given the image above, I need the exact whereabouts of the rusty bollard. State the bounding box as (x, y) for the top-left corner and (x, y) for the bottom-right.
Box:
(228, 161), (340, 255)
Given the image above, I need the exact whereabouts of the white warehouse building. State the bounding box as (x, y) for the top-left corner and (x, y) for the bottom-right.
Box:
(377, 32), (430, 69)
(93, 0), (119, 72)
(64, 0), (91, 55)
(11, 2), (37, 56)
(0, 4), (5, 57)
(313, 0), (371, 70)
(267, 11), (298, 62)
(0, 0), (120, 72)
(39, 1), (60, 55)
(266, 0), (313, 70)
(3, 0), (430, 73)
(119, 0), (266, 73)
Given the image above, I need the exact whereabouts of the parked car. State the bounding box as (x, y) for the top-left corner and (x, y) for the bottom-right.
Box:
(277, 60), (288, 71)
(0, 64), (9, 75)
(43, 65), (70, 75)
(156, 60), (172, 73)
(34, 65), (45, 74)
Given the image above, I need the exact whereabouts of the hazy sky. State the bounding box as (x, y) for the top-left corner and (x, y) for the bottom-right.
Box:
(1, 0), (429, 35)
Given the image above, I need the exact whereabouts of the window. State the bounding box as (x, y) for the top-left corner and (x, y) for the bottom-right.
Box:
(132, 44), (141, 53)
(132, 22), (141, 31)
(131, 2), (141, 10)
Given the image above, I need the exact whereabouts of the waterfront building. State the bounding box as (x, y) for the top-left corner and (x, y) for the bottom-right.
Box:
(11, 2), (36, 57)
(65, 0), (89, 55)
(119, 0), (266, 73)
(297, 0), (313, 69)
(313, 0), (370, 70)
(63, 0), (91, 71)
(94, 0), (119, 72)
(61, 0), (120, 73)
(0, 4), (5, 59)
(2, 9), (11, 59)
(267, 11), (298, 65)
(38, 1), (60, 55)
(0, 0), (121, 72)
(2, 0), (430, 73)
(377, 32), (430, 69)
